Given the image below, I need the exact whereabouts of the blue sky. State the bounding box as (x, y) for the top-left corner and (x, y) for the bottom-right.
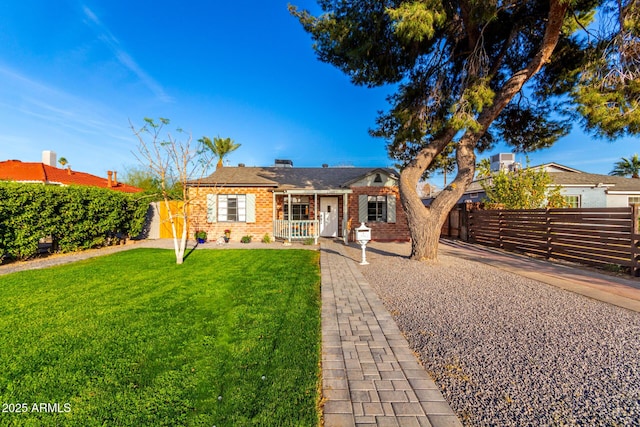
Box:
(0, 1), (638, 189)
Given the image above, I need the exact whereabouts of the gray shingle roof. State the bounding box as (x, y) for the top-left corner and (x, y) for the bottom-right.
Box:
(550, 172), (640, 191)
(189, 167), (398, 190)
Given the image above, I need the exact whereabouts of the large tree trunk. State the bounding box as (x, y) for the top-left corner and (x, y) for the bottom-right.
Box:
(400, 0), (569, 262)
(400, 136), (476, 261)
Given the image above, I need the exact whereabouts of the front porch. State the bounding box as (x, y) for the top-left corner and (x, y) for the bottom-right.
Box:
(272, 190), (352, 244)
(274, 219), (319, 243)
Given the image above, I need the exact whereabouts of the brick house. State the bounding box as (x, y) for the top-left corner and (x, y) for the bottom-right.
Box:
(187, 162), (409, 243)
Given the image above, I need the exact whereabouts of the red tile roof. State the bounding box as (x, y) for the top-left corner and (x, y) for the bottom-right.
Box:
(0, 160), (143, 193)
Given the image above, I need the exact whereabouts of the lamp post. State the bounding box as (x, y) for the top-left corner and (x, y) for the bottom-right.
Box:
(355, 222), (371, 265)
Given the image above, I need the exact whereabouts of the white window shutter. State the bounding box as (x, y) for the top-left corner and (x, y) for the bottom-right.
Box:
(358, 194), (368, 223)
(387, 194), (396, 223)
(206, 194), (217, 223)
(238, 195), (247, 222)
(218, 195), (229, 221)
(246, 194), (256, 223)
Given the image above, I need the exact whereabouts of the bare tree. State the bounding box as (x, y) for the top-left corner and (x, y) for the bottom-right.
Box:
(130, 117), (214, 264)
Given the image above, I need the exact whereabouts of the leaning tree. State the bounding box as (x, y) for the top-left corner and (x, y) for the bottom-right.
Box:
(291, 0), (640, 260)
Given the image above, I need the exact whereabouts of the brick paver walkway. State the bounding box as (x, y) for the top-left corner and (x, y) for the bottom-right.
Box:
(320, 242), (462, 427)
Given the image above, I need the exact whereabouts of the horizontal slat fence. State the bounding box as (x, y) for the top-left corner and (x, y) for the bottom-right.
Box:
(467, 206), (640, 276)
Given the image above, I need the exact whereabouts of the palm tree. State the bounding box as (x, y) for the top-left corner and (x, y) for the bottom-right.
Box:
(58, 157), (68, 167)
(476, 158), (492, 178)
(609, 154), (640, 179)
(199, 136), (241, 169)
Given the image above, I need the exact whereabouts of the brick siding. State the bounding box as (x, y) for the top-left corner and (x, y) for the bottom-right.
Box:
(189, 185), (410, 242)
(189, 187), (273, 242)
(349, 187), (410, 242)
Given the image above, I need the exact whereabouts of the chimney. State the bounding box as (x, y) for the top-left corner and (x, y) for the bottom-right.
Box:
(67, 166), (72, 175)
(42, 150), (57, 167)
(107, 171), (113, 187)
(113, 171), (118, 186)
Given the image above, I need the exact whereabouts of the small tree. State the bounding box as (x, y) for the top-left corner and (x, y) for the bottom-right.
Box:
(131, 118), (214, 264)
(609, 153), (640, 178)
(58, 157), (68, 167)
(419, 182), (438, 198)
(481, 165), (568, 209)
(120, 164), (181, 198)
(475, 158), (492, 179)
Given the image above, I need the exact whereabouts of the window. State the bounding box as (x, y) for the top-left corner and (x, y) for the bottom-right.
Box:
(629, 196), (640, 206)
(563, 195), (581, 208)
(218, 194), (246, 222)
(284, 196), (309, 220)
(368, 196), (387, 222)
(358, 194), (396, 223)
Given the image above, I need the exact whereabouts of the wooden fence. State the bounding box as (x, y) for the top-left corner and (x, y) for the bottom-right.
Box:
(443, 204), (640, 276)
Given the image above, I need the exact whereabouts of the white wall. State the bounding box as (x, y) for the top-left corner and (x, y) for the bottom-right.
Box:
(606, 193), (638, 207)
(560, 187), (607, 208)
(352, 173), (397, 187)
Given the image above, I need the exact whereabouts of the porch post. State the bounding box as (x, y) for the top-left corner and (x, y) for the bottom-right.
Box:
(288, 193), (292, 243)
(314, 193), (318, 245)
(272, 192), (276, 239)
(343, 193), (349, 244)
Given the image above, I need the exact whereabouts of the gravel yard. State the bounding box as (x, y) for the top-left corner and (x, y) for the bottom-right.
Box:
(349, 243), (640, 426)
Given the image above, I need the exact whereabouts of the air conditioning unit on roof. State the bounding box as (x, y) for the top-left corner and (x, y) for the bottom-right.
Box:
(490, 153), (515, 172)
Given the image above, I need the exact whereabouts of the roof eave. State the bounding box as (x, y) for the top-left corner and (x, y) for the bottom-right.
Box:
(187, 182), (278, 188)
(340, 168), (399, 187)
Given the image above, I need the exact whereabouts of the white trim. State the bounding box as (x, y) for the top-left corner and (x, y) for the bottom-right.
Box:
(274, 189), (352, 195)
(343, 193), (349, 244)
(320, 197), (339, 237)
(607, 190), (640, 195)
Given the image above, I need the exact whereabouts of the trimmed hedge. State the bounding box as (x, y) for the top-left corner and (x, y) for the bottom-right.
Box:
(0, 182), (149, 262)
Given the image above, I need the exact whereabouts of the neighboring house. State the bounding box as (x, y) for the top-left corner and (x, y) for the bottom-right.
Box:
(0, 151), (142, 193)
(187, 160), (409, 242)
(458, 153), (640, 208)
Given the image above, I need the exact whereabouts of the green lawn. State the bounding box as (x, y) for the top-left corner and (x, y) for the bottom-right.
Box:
(0, 249), (321, 426)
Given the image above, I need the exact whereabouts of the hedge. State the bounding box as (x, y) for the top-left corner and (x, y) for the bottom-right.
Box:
(0, 182), (150, 262)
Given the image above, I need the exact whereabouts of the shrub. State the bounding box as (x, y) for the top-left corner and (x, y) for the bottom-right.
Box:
(261, 233), (272, 244)
(0, 182), (149, 262)
(240, 235), (252, 243)
(303, 238), (316, 245)
(481, 162), (568, 209)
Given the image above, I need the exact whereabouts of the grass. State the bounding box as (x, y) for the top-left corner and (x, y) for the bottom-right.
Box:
(0, 249), (321, 426)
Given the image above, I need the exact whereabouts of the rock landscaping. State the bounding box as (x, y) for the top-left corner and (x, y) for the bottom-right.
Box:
(354, 245), (640, 426)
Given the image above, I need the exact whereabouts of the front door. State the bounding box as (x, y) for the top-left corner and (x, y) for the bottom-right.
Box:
(320, 197), (338, 237)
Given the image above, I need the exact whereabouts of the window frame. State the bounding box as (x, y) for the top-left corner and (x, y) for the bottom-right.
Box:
(218, 194), (247, 222)
(562, 195), (581, 208)
(283, 196), (310, 221)
(629, 196), (640, 206)
(367, 195), (387, 222)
